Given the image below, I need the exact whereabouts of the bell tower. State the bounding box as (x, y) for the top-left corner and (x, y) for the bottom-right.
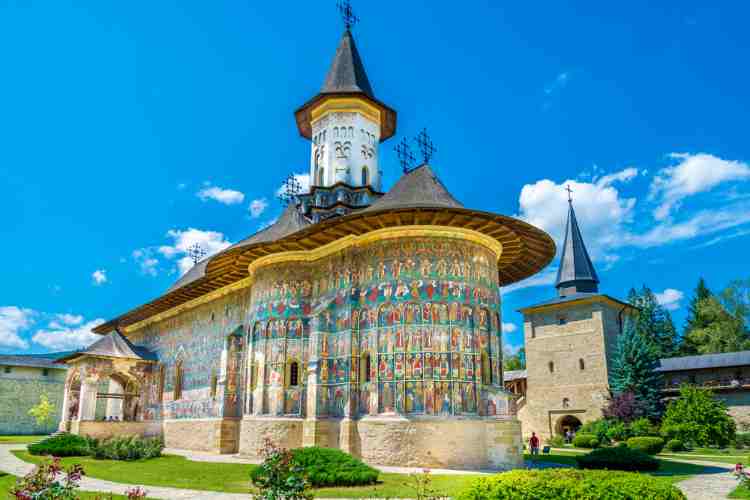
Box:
(294, 6), (396, 193)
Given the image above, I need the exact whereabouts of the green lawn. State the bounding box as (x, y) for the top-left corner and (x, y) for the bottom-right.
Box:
(0, 435), (48, 444)
(526, 452), (708, 484)
(0, 470), (133, 499)
(13, 449), (710, 497)
(730, 483), (750, 498)
(14, 451), (481, 497)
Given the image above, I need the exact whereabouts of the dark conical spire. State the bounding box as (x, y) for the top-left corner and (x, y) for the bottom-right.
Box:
(555, 200), (599, 296)
(320, 29), (374, 97)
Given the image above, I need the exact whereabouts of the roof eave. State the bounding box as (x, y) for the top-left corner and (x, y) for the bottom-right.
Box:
(294, 92), (397, 142)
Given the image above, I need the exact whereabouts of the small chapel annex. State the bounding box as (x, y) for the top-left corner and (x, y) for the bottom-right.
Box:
(56, 13), (555, 470)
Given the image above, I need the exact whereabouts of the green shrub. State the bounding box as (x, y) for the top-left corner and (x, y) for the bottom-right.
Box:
(629, 417), (659, 437)
(579, 419), (612, 444)
(290, 447), (379, 487)
(627, 436), (665, 455)
(547, 435), (565, 448)
(251, 439), (311, 500)
(605, 420), (630, 442)
(572, 433), (599, 449)
(456, 469), (684, 500)
(28, 433), (92, 457)
(91, 436), (163, 461)
(660, 385), (736, 447)
(576, 446), (660, 472)
(665, 439), (685, 452)
(735, 432), (750, 449)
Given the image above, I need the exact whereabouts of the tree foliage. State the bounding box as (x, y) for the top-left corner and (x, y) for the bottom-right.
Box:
(28, 393), (55, 428)
(609, 316), (663, 418)
(602, 391), (648, 423)
(503, 347), (526, 371)
(627, 286), (679, 358)
(660, 385), (736, 447)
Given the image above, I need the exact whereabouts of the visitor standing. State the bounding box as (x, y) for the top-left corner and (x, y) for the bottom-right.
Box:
(529, 432), (540, 455)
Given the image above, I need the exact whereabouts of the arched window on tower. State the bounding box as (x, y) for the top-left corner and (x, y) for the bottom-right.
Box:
(481, 350), (492, 385)
(579, 358), (585, 370)
(548, 361), (554, 373)
(361, 166), (369, 185)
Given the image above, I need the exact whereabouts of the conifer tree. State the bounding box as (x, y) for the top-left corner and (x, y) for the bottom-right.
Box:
(679, 278), (712, 355)
(609, 317), (663, 418)
(628, 285), (679, 358)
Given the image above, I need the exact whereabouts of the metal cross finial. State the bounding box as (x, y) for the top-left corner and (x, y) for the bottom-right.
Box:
(414, 128), (437, 165)
(337, 0), (359, 30)
(278, 173), (302, 206)
(187, 243), (207, 264)
(394, 138), (416, 174)
(565, 184), (573, 203)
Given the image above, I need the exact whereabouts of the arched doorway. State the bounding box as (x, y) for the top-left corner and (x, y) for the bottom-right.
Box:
(555, 414), (582, 436)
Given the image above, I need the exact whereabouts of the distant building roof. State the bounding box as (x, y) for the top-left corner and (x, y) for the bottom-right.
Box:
(0, 353), (69, 370)
(56, 331), (156, 364)
(503, 369), (527, 381)
(657, 351), (750, 372)
(518, 292), (634, 313)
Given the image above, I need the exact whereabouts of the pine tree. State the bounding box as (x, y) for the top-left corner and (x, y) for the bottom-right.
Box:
(680, 278), (713, 355)
(628, 285), (679, 358)
(609, 317), (663, 418)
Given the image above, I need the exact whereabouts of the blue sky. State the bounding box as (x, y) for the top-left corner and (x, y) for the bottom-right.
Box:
(1, 1), (749, 354)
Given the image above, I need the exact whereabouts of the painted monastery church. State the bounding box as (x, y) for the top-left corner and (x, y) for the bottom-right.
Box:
(55, 19), (564, 470)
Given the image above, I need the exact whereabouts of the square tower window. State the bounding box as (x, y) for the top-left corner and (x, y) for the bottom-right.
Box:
(558, 316), (567, 325)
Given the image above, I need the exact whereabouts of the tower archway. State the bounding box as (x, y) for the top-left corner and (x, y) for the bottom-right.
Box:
(555, 414), (582, 436)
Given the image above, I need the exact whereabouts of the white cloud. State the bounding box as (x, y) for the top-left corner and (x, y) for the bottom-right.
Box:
(544, 71), (570, 96)
(249, 198), (269, 218)
(517, 168), (637, 263)
(502, 343), (522, 357)
(32, 318), (104, 351)
(132, 248), (160, 277)
(650, 153), (750, 220)
(177, 182), (187, 190)
(56, 313), (83, 326)
(655, 288), (684, 311)
(158, 228), (232, 275)
(502, 323), (518, 333)
(276, 173), (311, 197)
(197, 185), (245, 205)
(92, 269), (108, 285)
(0, 306), (34, 349)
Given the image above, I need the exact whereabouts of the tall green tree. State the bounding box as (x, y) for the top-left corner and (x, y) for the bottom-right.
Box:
(679, 278), (713, 355)
(660, 385), (736, 447)
(609, 317), (663, 418)
(627, 285), (679, 358)
(681, 296), (750, 354)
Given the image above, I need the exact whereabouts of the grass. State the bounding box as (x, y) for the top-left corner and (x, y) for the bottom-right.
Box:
(730, 483), (750, 498)
(0, 435), (48, 444)
(0, 470), (134, 499)
(13, 449), (710, 497)
(525, 451), (708, 485)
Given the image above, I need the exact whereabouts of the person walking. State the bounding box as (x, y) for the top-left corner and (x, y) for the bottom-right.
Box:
(529, 432), (540, 455)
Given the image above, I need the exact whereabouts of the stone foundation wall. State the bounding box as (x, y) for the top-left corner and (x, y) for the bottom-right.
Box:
(163, 418), (239, 453)
(238, 416), (304, 458)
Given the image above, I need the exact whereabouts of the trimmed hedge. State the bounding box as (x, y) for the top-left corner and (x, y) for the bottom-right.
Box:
(575, 446), (660, 472)
(251, 447), (379, 488)
(665, 439), (685, 452)
(627, 436), (665, 455)
(90, 436), (163, 461)
(28, 433), (91, 457)
(456, 469), (685, 500)
(572, 433), (599, 449)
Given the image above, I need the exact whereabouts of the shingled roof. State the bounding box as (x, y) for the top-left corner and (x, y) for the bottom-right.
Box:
(363, 164), (462, 212)
(657, 351), (750, 372)
(555, 201), (599, 295)
(0, 354), (69, 370)
(56, 330), (156, 363)
(320, 29), (374, 97)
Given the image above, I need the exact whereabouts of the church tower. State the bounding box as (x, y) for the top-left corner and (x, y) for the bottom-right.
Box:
(293, 18), (396, 222)
(517, 197), (636, 439)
